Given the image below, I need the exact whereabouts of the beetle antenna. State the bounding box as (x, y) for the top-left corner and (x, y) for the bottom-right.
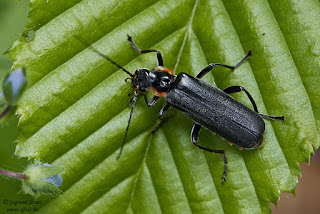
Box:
(76, 36), (134, 77)
(86, 45), (134, 77)
(117, 89), (138, 159)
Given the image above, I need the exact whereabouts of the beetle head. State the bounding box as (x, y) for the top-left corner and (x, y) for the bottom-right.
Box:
(133, 68), (150, 92)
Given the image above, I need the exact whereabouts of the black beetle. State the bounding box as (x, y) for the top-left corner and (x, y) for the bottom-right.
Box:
(88, 35), (285, 183)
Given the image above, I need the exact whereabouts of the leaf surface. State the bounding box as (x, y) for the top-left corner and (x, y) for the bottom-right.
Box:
(9, 0), (320, 213)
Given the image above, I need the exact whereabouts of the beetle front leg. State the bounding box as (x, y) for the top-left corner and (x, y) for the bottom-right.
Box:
(128, 35), (164, 66)
(143, 94), (159, 107)
(223, 86), (285, 120)
(196, 50), (253, 79)
(191, 123), (228, 183)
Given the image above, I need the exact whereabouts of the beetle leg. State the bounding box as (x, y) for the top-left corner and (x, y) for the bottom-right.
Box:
(259, 114), (285, 120)
(150, 113), (172, 135)
(143, 94), (159, 107)
(191, 123), (228, 183)
(223, 86), (285, 120)
(128, 35), (164, 66)
(150, 120), (166, 136)
(150, 108), (176, 136)
(158, 104), (171, 119)
(151, 121), (165, 135)
(223, 86), (259, 112)
(196, 50), (253, 79)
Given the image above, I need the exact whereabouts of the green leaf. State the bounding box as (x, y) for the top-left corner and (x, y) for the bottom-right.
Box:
(9, 0), (320, 213)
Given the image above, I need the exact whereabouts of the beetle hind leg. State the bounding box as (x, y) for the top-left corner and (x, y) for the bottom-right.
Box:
(191, 124), (228, 183)
(259, 114), (285, 120)
(223, 86), (285, 121)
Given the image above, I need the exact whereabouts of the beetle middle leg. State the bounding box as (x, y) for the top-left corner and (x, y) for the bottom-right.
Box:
(128, 35), (164, 66)
(191, 123), (228, 183)
(150, 117), (169, 136)
(196, 50), (253, 79)
(223, 86), (285, 120)
(158, 104), (171, 119)
(151, 108), (176, 136)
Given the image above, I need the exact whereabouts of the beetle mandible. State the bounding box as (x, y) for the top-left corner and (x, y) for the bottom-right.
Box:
(88, 35), (285, 183)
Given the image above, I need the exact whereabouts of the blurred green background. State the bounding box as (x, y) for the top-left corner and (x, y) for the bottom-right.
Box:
(0, 1), (32, 213)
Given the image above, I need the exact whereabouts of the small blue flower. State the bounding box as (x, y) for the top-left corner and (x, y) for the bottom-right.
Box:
(2, 68), (27, 106)
(41, 163), (63, 187)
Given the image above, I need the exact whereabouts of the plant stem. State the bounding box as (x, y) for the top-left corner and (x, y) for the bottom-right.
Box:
(0, 105), (11, 120)
(0, 168), (28, 180)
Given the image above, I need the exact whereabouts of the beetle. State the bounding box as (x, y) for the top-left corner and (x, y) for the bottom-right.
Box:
(87, 35), (285, 183)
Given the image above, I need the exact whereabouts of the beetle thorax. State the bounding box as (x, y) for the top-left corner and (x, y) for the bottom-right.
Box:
(148, 69), (174, 93)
